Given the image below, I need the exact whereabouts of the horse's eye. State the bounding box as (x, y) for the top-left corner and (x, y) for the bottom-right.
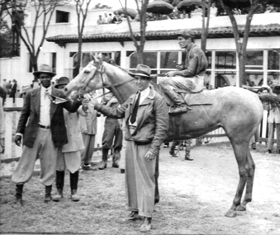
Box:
(84, 70), (90, 74)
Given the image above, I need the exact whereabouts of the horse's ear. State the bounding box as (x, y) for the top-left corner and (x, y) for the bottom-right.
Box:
(90, 53), (96, 62)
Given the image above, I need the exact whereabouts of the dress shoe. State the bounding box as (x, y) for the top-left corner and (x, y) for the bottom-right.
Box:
(98, 161), (107, 170)
(185, 155), (193, 161)
(52, 189), (63, 202)
(266, 150), (272, 154)
(139, 217), (152, 232)
(70, 189), (80, 202)
(82, 164), (96, 171)
(127, 211), (142, 221)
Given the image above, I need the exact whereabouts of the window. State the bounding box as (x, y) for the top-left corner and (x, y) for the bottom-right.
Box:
(56, 10), (69, 23)
(51, 53), (56, 74)
(215, 51), (236, 69)
(246, 51), (263, 70)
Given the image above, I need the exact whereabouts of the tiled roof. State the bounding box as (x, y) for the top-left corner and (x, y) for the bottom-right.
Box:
(46, 14), (280, 44)
(47, 24), (280, 44)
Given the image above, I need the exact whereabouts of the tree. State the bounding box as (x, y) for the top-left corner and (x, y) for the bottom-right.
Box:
(73, 0), (91, 77)
(6, 0), (69, 74)
(120, 0), (150, 64)
(208, 0), (279, 86)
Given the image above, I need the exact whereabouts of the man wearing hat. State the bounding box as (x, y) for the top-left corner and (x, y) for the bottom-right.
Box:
(90, 64), (169, 232)
(12, 64), (82, 204)
(158, 29), (208, 114)
(52, 76), (87, 202)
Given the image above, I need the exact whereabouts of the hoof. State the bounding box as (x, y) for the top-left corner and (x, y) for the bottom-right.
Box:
(236, 205), (246, 211)
(224, 210), (237, 218)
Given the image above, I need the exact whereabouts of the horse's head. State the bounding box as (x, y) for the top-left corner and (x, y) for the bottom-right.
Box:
(64, 54), (108, 96)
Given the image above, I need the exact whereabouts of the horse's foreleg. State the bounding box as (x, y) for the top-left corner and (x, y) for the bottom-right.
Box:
(225, 143), (248, 218)
(236, 149), (255, 211)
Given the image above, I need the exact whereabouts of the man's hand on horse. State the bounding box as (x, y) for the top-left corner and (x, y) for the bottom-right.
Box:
(144, 151), (156, 161)
(166, 71), (178, 77)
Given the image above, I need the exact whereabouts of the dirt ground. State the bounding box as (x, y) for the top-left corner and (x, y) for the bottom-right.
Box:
(0, 142), (279, 235)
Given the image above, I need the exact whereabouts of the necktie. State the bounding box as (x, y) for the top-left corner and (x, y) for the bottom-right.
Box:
(130, 93), (141, 124)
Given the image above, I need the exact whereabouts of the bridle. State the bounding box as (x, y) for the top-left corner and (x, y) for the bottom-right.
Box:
(82, 61), (135, 100)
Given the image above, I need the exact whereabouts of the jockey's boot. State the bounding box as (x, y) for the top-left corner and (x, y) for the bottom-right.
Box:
(52, 171), (64, 202)
(15, 184), (24, 205)
(99, 149), (108, 170)
(112, 150), (120, 168)
(44, 185), (53, 203)
(165, 89), (190, 114)
(70, 171), (80, 202)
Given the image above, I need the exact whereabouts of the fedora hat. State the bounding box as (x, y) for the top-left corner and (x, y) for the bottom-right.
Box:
(33, 64), (56, 77)
(55, 76), (69, 88)
(129, 64), (151, 78)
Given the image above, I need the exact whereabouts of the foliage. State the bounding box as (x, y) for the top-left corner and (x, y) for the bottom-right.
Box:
(73, 0), (92, 77)
(3, 0), (70, 72)
(119, 0), (150, 64)
(0, 28), (13, 57)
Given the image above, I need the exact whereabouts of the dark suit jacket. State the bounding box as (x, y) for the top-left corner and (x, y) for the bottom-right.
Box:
(16, 87), (81, 148)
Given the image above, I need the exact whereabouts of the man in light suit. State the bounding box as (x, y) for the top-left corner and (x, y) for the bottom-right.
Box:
(12, 64), (82, 204)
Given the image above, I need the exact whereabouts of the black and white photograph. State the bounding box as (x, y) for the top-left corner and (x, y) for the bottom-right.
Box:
(0, 0), (279, 234)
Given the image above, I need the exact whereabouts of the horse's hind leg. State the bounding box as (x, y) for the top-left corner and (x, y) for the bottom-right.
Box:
(236, 149), (255, 211)
(225, 142), (249, 218)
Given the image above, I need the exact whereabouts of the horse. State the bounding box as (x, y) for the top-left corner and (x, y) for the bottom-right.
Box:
(64, 55), (264, 218)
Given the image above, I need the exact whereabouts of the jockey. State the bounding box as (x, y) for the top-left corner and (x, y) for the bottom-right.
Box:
(158, 29), (208, 114)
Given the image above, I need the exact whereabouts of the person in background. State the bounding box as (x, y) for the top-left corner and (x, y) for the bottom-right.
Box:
(267, 85), (280, 154)
(99, 93), (123, 170)
(52, 76), (87, 202)
(97, 15), (103, 25)
(6, 80), (12, 97)
(10, 79), (17, 103)
(90, 64), (169, 232)
(12, 64), (83, 204)
(80, 91), (99, 170)
(108, 13), (113, 23)
(169, 139), (193, 161)
(0, 96), (4, 155)
(0, 86), (7, 105)
(102, 13), (109, 24)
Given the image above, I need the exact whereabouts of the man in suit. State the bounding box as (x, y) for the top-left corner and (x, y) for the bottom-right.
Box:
(10, 79), (18, 103)
(12, 64), (82, 204)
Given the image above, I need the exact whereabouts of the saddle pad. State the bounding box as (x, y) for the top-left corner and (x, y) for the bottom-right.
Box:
(184, 90), (213, 106)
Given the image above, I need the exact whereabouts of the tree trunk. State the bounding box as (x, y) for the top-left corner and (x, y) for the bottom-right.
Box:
(74, 37), (83, 78)
(238, 52), (246, 86)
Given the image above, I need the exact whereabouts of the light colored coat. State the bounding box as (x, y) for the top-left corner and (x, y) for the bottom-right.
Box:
(79, 102), (98, 135)
(61, 110), (84, 153)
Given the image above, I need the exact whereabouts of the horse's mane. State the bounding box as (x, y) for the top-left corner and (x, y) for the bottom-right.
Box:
(104, 61), (131, 76)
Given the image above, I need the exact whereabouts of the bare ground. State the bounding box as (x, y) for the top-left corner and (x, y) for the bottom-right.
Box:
(0, 142), (279, 235)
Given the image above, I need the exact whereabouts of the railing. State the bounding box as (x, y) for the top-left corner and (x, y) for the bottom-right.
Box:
(0, 98), (275, 177)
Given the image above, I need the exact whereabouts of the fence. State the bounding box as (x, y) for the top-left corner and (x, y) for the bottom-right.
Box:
(0, 98), (276, 176)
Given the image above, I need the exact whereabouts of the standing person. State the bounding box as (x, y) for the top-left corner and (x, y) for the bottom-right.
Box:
(52, 76), (86, 202)
(102, 13), (109, 24)
(169, 139), (193, 161)
(0, 96), (4, 155)
(80, 91), (99, 170)
(97, 15), (103, 25)
(10, 79), (17, 103)
(158, 29), (208, 113)
(6, 80), (12, 97)
(99, 93), (123, 170)
(12, 64), (82, 204)
(267, 86), (280, 154)
(108, 13), (113, 23)
(0, 86), (7, 105)
(90, 64), (169, 232)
